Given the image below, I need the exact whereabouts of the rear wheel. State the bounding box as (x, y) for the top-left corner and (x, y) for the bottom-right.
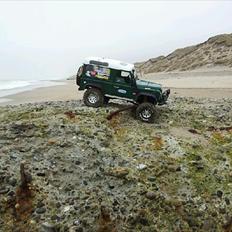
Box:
(76, 66), (83, 86)
(136, 102), (155, 123)
(83, 88), (104, 107)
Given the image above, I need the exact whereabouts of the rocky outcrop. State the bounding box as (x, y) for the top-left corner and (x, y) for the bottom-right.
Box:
(135, 33), (232, 74)
(0, 97), (232, 231)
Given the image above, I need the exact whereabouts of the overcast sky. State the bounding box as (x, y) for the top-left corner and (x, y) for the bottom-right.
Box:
(0, 1), (232, 80)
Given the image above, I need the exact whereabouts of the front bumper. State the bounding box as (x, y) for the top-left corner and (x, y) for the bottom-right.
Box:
(159, 89), (170, 105)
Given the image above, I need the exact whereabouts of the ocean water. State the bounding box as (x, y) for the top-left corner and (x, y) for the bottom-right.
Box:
(0, 80), (65, 98)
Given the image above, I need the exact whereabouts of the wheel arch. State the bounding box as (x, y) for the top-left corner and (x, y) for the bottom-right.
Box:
(85, 84), (102, 91)
(136, 92), (158, 105)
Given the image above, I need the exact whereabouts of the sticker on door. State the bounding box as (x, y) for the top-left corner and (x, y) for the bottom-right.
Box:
(118, 89), (127, 94)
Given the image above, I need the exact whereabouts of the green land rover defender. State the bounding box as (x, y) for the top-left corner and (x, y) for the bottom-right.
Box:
(76, 57), (170, 123)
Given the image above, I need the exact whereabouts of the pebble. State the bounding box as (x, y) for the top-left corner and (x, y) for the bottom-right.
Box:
(36, 207), (46, 214)
(37, 201), (45, 208)
(75, 227), (83, 232)
(0, 188), (9, 194)
(217, 190), (223, 198)
(145, 191), (156, 200)
(225, 197), (230, 205)
(37, 172), (46, 177)
(8, 177), (17, 186)
(136, 164), (147, 170)
(108, 167), (129, 178)
(63, 205), (71, 213)
(147, 176), (156, 182)
(40, 222), (56, 232)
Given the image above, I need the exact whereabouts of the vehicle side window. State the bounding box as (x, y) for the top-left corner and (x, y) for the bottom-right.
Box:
(85, 65), (94, 72)
(115, 71), (131, 84)
(95, 66), (110, 80)
(86, 65), (110, 80)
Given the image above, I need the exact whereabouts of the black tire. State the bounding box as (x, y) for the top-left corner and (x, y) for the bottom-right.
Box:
(136, 102), (155, 123)
(76, 66), (83, 86)
(104, 96), (110, 104)
(83, 88), (104, 107)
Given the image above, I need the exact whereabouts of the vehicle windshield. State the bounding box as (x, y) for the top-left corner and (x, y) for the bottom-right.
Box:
(133, 70), (139, 80)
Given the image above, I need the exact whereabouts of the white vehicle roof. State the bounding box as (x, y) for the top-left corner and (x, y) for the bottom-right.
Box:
(84, 57), (134, 72)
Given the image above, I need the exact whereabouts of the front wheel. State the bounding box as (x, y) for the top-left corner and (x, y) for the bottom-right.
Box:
(136, 102), (155, 123)
(83, 88), (104, 107)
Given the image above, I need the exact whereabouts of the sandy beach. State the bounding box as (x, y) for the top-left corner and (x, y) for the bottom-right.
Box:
(145, 68), (232, 87)
(0, 80), (81, 106)
(0, 70), (232, 106)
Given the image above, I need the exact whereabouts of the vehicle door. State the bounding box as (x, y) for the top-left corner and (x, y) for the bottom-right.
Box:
(85, 65), (112, 94)
(111, 70), (135, 99)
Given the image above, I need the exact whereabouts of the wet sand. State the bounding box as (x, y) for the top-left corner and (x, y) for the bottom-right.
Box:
(0, 80), (80, 106)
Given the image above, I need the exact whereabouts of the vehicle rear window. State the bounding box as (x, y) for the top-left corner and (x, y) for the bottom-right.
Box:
(85, 65), (94, 71)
